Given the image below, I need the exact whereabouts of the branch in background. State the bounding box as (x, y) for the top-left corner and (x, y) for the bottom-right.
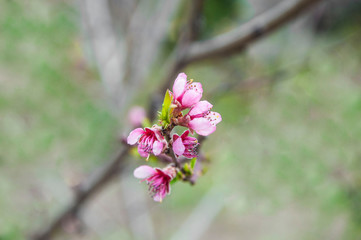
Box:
(181, 0), (205, 44)
(124, 0), (182, 107)
(182, 0), (324, 64)
(170, 186), (226, 240)
(108, 0), (138, 33)
(156, 0), (323, 119)
(153, 0), (205, 120)
(31, 147), (130, 240)
(81, 0), (125, 111)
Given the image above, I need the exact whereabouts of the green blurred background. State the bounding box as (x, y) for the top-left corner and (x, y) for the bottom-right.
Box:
(1, 0), (361, 239)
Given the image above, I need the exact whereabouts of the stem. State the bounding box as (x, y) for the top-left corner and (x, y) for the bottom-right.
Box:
(162, 123), (181, 169)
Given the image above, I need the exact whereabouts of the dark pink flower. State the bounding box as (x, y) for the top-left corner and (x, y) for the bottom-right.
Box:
(172, 130), (198, 159)
(172, 73), (203, 109)
(187, 100), (222, 136)
(127, 126), (164, 158)
(134, 165), (177, 202)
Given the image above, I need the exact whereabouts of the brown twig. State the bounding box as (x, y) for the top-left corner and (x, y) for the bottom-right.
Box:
(161, 0), (323, 90)
(31, 147), (130, 240)
(183, 0), (324, 64)
(158, 0), (205, 96)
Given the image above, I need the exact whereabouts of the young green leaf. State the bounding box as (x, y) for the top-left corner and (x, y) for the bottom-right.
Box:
(190, 158), (197, 170)
(183, 163), (192, 175)
(159, 90), (173, 127)
(170, 171), (183, 185)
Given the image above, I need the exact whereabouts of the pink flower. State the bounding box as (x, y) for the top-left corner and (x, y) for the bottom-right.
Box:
(172, 130), (198, 158)
(134, 165), (177, 202)
(127, 126), (165, 158)
(172, 73), (203, 109)
(187, 100), (222, 136)
(128, 106), (146, 127)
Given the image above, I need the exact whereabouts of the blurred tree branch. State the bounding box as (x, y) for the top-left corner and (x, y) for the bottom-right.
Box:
(31, 147), (130, 240)
(31, 0), (324, 239)
(160, 0), (324, 92)
(183, 0), (324, 63)
(81, 0), (126, 110)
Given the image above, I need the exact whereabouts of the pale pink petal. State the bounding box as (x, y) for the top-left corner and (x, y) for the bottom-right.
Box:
(188, 100), (213, 117)
(153, 192), (165, 202)
(127, 128), (144, 145)
(138, 145), (149, 157)
(181, 84), (203, 108)
(208, 111), (222, 125)
(152, 127), (164, 142)
(152, 141), (163, 156)
(189, 118), (216, 136)
(173, 137), (185, 156)
(172, 73), (187, 100)
(134, 165), (156, 179)
(128, 106), (146, 126)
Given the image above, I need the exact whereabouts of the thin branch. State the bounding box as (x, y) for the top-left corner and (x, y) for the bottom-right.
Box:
(182, 0), (324, 64)
(31, 147), (130, 240)
(108, 0), (138, 33)
(181, 0), (205, 44)
(158, 0), (205, 95)
(151, 0), (205, 119)
(124, 0), (182, 102)
(158, 0), (323, 100)
(80, 0), (125, 111)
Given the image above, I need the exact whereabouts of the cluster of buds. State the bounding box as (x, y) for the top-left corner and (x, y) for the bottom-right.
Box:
(127, 73), (222, 202)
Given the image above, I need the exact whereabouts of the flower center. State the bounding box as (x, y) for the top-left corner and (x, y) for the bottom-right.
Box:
(205, 111), (220, 126)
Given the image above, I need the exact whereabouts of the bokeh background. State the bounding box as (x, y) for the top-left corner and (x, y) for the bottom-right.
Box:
(1, 0), (361, 239)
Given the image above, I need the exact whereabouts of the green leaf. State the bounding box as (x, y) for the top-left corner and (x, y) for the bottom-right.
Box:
(159, 90), (173, 127)
(170, 177), (178, 185)
(183, 163), (192, 175)
(170, 171), (183, 185)
(190, 158), (197, 170)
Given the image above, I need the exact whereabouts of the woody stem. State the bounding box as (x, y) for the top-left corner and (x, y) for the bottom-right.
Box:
(162, 123), (181, 169)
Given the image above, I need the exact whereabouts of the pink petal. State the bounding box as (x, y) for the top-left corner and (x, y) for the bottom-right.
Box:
(189, 118), (216, 136)
(181, 82), (203, 108)
(138, 145), (149, 157)
(127, 128), (144, 145)
(128, 106), (146, 126)
(188, 100), (213, 117)
(153, 192), (165, 202)
(152, 141), (163, 156)
(134, 165), (156, 179)
(152, 127), (164, 142)
(209, 111), (222, 125)
(183, 136), (197, 144)
(173, 137), (185, 156)
(172, 73), (187, 100)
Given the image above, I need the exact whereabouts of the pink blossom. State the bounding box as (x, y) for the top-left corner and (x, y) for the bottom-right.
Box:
(172, 130), (198, 158)
(134, 165), (177, 202)
(172, 73), (203, 109)
(187, 100), (222, 136)
(128, 106), (146, 127)
(127, 126), (164, 158)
